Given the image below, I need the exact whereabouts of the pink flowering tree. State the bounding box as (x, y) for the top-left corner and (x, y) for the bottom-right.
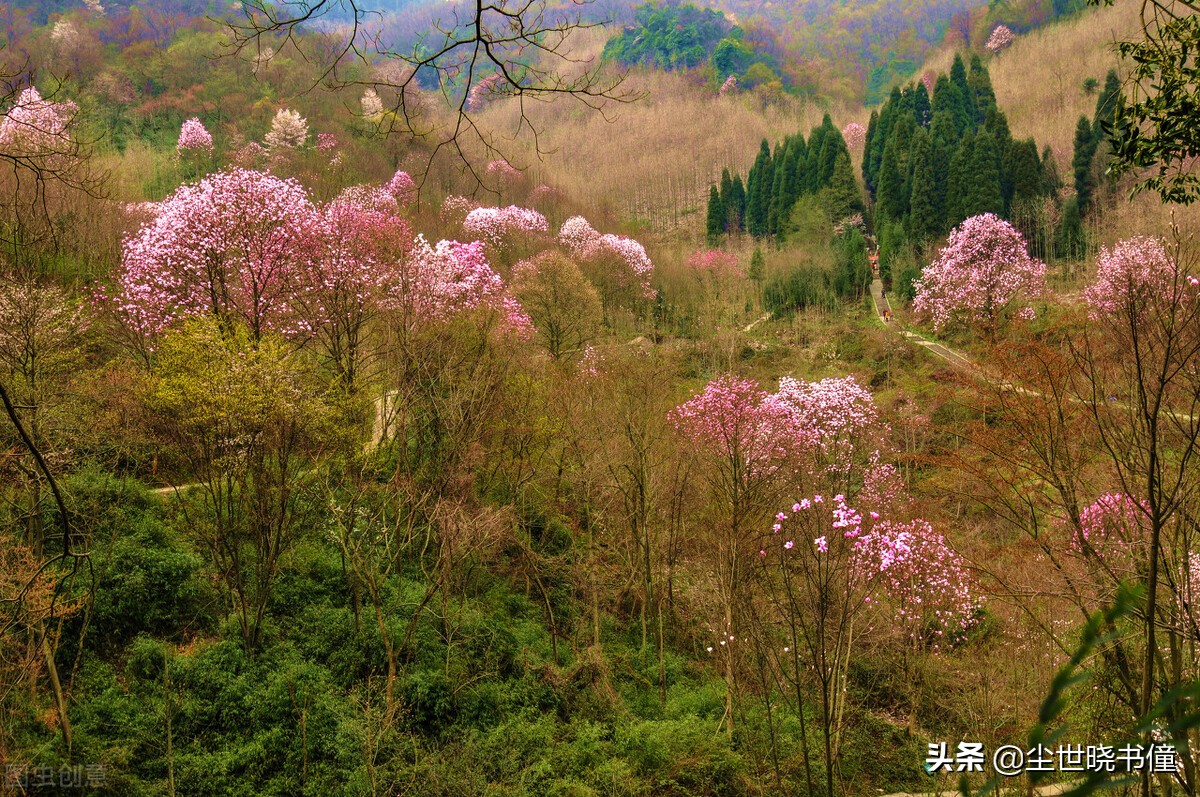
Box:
(912, 213), (1046, 335)
(387, 170), (417, 206)
(109, 168), (317, 348)
(297, 186), (413, 391)
(440, 195), (482, 226)
(1070, 493), (1150, 576)
(0, 87), (77, 156)
(177, 117), (213, 154)
(1084, 236), (1200, 321)
(841, 122), (866, 150)
(671, 374), (814, 731)
(462, 205), (549, 251)
(986, 24), (1015, 54)
(760, 491), (977, 796)
(558, 216), (655, 311)
(719, 75), (738, 96)
(776, 374), (884, 484)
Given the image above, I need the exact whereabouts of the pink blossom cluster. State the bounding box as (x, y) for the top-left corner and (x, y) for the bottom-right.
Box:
(462, 205), (549, 248)
(316, 132), (338, 152)
(528, 184), (557, 205)
(1083, 236), (1199, 319)
(842, 122), (866, 150)
(687, 250), (743, 278)
(986, 25), (1015, 54)
(719, 75), (738, 96)
(232, 141), (266, 168)
(467, 73), (505, 111)
(0, 87), (77, 154)
(558, 216), (655, 299)
(912, 213), (1046, 332)
(670, 375), (816, 478)
(177, 117), (213, 153)
(833, 213), (866, 237)
(858, 458), (906, 514)
(110, 167), (532, 346)
(1072, 492), (1149, 560)
(387, 170), (417, 206)
(331, 184), (400, 216)
(111, 168), (317, 339)
(579, 344), (604, 377)
(486, 158), (521, 183)
(401, 236), (532, 335)
(854, 518), (980, 642)
(775, 375), (881, 467)
(441, 195), (483, 225)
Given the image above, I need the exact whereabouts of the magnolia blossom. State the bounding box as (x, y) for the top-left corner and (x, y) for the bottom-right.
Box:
(111, 168), (318, 340)
(776, 375), (881, 468)
(467, 73), (505, 111)
(912, 213), (1046, 332)
(842, 122), (866, 150)
(687, 250), (743, 278)
(558, 216), (655, 299)
(387, 170), (417, 205)
(264, 108), (308, 150)
(486, 159), (521, 183)
(316, 132), (338, 152)
(1084, 236), (1198, 319)
(0, 87), (77, 154)
(670, 375), (815, 478)
(177, 117), (213, 153)
(719, 75), (738, 96)
(361, 88), (384, 117)
(986, 25), (1015, 54)
(399, 236), (532, 336)
(463, 205), (549, 249)
(51, 19), (81, 53)
(440, 195), (483, 225)
(1072, 493), (1149, 559)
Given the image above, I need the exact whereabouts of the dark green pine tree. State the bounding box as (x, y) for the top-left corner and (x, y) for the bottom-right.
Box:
(748, 246), (765, 285)
(945, 130), (975, 229)
(706, 185), (726, 244)
(816, 114), (845, 188)
(768, 141), (788, 235)
(823, 149), (865, 221)
(912, 80), (932, 127)
(1057, 195), (1086, 259)
(876, 134), (907, 224)
(1093, 68), (1122, 142)
(1072, 116), (1099, 213)
(949, 54), (977, 132)
(720, 168), (733, 208)
(784, 135), (807, 209)
(1041, 145), (1063, 196)
(967, 55), (996, 125)
(729, 174), (747, 231)
(907, 128), (940, 243)
(747, 139), (774, 237)
(963, 128), (1004, 218)
(1008, 138), (1045, 209)
(805, 122), (830, 194)
(862, 110), (880, 193)
(865, 89), (901, 195)
(984, 108), (1015, 209)
(928, 110), (957, 235)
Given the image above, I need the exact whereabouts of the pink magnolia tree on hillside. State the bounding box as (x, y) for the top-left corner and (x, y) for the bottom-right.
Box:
(110, 168), (317, 346)
(1084, 235), (1200, 320)
(761, 488), (978, 796)
(462, 205), (549, 250)
(912, 213), (1046, 333)
(841, 122), (866, 150)
(671, 375), (816, 731)
(0, 87), (78, 155)
(558, 215), (655, 304)
(986, 24), (1015, 54)
(775, 375), (882, 482)
(177, 117), (213, 153)
(387, 170), (417, 206)
(299, 186), (413, 390)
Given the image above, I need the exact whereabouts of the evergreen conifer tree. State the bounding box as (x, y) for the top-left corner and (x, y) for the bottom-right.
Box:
(706, 185), (726, 244)
(963, 128), (1004, 218)
(907, 128), (940, 243)
(729, 174), (747, 231)
(1072, 115), (1098, 213)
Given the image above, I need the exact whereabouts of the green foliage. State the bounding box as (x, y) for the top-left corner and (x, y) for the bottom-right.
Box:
(602, 4), (732, 71)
